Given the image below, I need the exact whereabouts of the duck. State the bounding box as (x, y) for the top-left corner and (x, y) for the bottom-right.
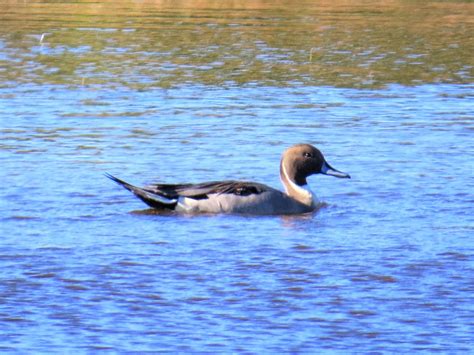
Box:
(106, 143), (350, 215)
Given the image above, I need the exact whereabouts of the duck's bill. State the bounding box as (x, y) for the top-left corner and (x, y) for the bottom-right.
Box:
(321, 161), (351, 179)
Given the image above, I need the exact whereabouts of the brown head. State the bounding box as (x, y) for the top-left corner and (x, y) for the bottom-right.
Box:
(280, 144), (350, 186)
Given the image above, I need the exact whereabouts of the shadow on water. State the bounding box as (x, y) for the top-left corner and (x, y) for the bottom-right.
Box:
(129, 201), (328, 218)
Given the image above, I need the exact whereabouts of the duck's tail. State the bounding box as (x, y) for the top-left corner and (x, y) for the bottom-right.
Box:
(105, 173), (178, 210)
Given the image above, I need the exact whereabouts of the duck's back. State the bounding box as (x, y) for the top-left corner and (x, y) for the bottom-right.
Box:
(107, 174), (316, 215)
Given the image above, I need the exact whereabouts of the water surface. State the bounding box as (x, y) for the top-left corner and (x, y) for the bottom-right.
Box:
(0, 0), (473, 353)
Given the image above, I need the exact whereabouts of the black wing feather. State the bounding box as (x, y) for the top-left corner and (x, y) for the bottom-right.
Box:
(146, 180), (269, 199)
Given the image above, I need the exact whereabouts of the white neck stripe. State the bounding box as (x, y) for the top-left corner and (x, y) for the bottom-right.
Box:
(281, 163), (314, 203)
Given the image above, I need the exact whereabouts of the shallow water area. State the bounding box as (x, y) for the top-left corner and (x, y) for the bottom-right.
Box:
(1, 0), (474, 353)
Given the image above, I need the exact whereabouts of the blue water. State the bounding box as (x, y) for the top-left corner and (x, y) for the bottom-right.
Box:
(1, 83), (473, 352)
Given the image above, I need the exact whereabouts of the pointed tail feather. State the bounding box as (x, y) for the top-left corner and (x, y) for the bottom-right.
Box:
(105, 173), (177, 209)
(105, 173), (135, 191)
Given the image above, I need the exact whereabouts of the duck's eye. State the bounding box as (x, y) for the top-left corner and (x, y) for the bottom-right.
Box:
(303, 152), (313, 158)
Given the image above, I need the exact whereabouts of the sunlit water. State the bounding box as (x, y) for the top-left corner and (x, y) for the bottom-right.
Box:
(1, 1), (473, 352)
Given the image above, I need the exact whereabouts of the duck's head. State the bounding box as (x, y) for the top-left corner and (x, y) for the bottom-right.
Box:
(280, 144), (350, 185)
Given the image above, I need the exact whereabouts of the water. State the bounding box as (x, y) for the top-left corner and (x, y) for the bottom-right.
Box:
(1, 1), (473, 352)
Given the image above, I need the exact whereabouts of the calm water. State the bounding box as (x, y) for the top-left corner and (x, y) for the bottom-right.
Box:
(1, 1), (473, 353)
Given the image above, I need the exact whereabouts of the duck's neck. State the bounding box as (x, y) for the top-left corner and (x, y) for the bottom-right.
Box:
(280, 160), (314, 207)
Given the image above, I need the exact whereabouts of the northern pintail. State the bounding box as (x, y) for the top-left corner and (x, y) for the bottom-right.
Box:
(106, 144), (350, 215)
